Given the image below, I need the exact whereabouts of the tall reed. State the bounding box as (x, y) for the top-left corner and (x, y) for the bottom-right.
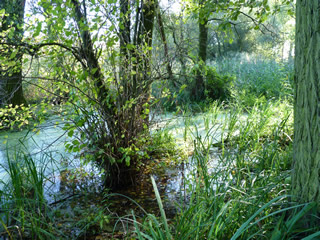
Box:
(131, 100), (319, 239)
(0, 149), (61, 239)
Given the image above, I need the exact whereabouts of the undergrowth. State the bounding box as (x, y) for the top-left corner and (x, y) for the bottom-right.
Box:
(131, 100), (320, 240)
(213, 54), (294, 107)
(1, 100), (319, 239)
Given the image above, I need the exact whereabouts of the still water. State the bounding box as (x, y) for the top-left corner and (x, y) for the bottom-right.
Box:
(0, 113), (225, 206)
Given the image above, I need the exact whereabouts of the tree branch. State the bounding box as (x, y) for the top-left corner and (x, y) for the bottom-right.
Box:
(0, 41), (86, 68)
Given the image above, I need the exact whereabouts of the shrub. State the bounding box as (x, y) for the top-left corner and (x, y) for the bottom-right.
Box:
(204, 66), (234, 102)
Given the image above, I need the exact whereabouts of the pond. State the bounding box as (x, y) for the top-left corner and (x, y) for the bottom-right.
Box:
(0, 112), (226, 221)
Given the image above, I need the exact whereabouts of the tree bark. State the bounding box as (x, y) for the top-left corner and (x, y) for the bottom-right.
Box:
(71, 0), (114, 118)
(119, 0), (131, 100)
(171, 14), (187, 84)
(292, 0), (320, 206)
(193, 1), (208, 102)
(155, 0), (173, 80)
(136, 0), (155, 126)
(0, 0), (27, 107)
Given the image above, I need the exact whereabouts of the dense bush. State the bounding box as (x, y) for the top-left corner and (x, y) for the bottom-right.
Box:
(204, 66), (234, 102)
(160, 64), (234, 110)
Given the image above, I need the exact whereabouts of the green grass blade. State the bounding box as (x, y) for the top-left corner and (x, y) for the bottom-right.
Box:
(302, 231), (320, 240)
(0, 218), (13, 240)
(286, 202), (316, 232)
(231, 195), (288, 240)
(151, 176), (172, 240)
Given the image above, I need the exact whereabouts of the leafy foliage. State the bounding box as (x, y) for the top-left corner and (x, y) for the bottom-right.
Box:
(204, 65), (234, 102)
(1, 0), (318, 239)
(0, 104), (33, 130)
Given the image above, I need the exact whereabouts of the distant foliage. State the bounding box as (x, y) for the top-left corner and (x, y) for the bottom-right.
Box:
(160, 53), (293, 111)
(181, 64), (234, 105)
(213, 53), (294, 106)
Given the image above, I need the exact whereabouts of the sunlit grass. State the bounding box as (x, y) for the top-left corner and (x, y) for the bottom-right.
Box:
(1, 97), (318, 239)
(212, 53), (294, 106)
(130, 99), (319, 239)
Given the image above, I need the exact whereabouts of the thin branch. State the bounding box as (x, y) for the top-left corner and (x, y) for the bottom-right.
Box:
(207, 17), (237, 26)
(0, 41), (86, 68)
(237, 10), (279, 37)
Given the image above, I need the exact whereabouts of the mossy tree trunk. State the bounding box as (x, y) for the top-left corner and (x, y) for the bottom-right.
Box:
(0, 0), (27, 107)
(292, 0), (320, 206)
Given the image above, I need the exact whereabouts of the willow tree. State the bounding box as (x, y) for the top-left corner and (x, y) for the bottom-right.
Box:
(26, 0), (156, 189)
(68, 0), (156, 188)
(0, 0), (27, 107)
(292, 0), (320, 205)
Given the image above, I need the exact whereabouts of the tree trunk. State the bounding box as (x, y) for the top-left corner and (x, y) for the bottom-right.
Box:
(193, 2), (208, 102)
(70, 0), (155, 190)
(0, 0), (27, 107)
(119, 0), (131, 101)
(215, 31), (222, 57)
(292, 0), (320, 206)
(155, 0), (173, 80)
(71, 0), (115, 122)
(171, 13), (187, 85)
(71, 0), (132, 189)
(136, 0), (155, 126)
(288, 41), (293, 62)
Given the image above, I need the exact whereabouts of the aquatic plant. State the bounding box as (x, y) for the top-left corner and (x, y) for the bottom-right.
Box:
(0, 150), (60, 239)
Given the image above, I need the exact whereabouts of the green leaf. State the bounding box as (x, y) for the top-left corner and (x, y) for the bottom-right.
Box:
(68, 130), (74, 137)
(125, 156), (131, 166)
(231, 195), (288, 240)
(9, 51), (17, 59)
(91, 68), (98, 74)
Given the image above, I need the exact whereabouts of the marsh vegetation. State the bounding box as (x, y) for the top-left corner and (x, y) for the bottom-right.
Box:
(0, 0), (319, 239)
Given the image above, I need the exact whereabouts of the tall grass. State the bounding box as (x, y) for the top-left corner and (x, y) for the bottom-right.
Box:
(162, 53), (294, 110)
(212, 53), (294, 106)
(0, 150), (61, 239)
(0, 147), (118, 239)
(131, 100), (320, 239)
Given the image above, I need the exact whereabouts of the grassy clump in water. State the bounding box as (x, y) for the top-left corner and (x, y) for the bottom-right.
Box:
(131, 100), (320, 239)
(0, 151), (61, 239)
(0, 149), (112, 239)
